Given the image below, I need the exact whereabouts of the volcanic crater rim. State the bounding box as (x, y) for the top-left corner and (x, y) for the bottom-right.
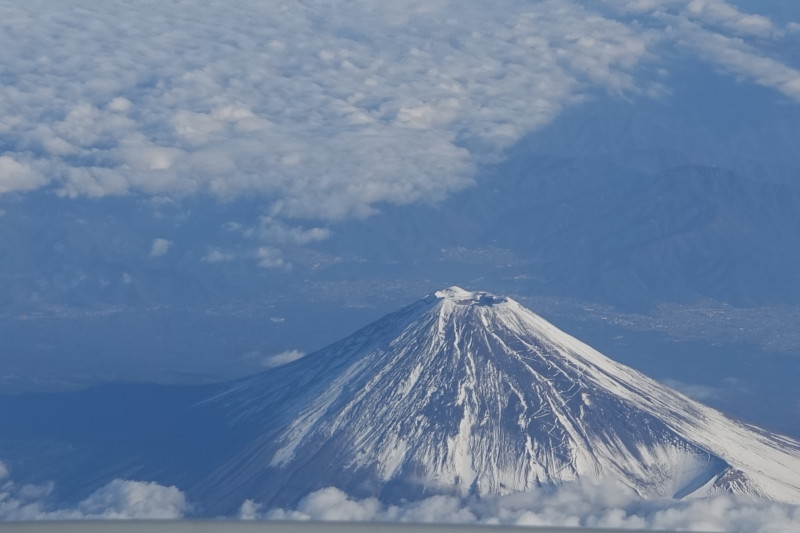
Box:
(434, 286), (508, 307)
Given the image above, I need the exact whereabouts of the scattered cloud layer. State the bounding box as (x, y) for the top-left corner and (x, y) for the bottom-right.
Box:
(618, 1), (800, 97)
(1, 0), (799, 268)
(2, 1), (796, 223)
(0, 461), (189, 520)
(609, 0), (781, 37)
(249, 482), (800, 532)
(3, 458), (799, 530)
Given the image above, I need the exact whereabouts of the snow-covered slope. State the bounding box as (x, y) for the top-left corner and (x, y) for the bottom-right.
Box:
(203, 287), (800, 508)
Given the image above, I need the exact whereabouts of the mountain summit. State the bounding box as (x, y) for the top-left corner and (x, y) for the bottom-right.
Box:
(202, 287), (800, 509)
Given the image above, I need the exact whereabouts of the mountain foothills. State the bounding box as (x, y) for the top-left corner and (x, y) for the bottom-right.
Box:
(1, 288), (799, 515)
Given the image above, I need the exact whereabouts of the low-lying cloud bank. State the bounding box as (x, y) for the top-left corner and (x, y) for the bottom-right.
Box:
(248, 481), (800, 533)
(3, 459), (799, 530)
(0, 461), (188, 520)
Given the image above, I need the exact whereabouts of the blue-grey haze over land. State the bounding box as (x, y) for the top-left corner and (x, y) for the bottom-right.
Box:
(1, 0), (800, 529)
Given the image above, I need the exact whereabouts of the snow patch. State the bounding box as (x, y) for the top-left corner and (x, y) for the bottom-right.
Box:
(434, 286), (507, 306)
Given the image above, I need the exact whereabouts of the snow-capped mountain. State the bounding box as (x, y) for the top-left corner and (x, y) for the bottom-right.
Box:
(200, 287), (800, 509)
(1, 286), (798, 515)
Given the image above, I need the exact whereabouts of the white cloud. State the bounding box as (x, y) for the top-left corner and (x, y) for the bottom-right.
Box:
(246, 217), (331, 245)
(261, 349), (306, 368)
(75, 479), (189, 519)
(608, 0), (780, 37)
(107, 97), (132, 113)
(673, 21), (800, 100)
(0, 463), (189, 520)
(202, 249), (235, 263)
(684, 0), (777, 37)
(255, 482), (800, 532)
(0, 156), (47, 194)
(662, 379), (720, 400)
(600, 1), (800, 101)
(256, 247), (288, 269)
(149, 238), (172, 257)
